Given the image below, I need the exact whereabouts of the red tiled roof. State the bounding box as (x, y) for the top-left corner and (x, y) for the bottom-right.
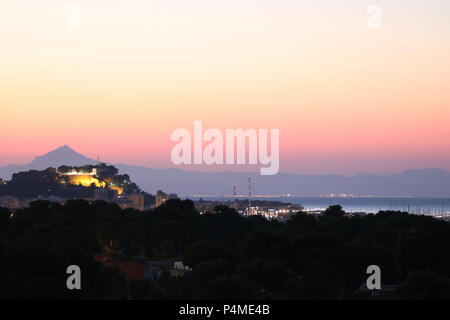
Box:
(103, 261), (145, 280)
(93, 253), (113, 263)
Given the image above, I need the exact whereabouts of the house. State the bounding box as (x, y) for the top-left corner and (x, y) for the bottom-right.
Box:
(94, 253), (147, 280)
(93, 254), (191, 281)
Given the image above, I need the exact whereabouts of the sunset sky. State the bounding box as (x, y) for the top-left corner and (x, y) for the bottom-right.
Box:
(1, 0), (450, 175)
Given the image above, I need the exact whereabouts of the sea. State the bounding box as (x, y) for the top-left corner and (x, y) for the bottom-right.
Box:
(186, 196), (450, 215)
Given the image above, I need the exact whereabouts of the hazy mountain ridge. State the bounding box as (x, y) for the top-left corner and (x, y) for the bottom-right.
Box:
(0, 146), (449, 197)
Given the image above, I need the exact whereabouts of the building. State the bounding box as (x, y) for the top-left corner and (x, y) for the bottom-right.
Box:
(155, 190), (168, 207)
(59, 168), (105, 188)
(59, 168), (97, 176)
(94, 253), (147, 280)
(125, 194), (145, 211)
(94, 188), (119, 202)
(147, 258), (191, 279)
(59, 167), (124, 194)
(94, 253), (191, 281)
(155, 191), (179, 207)
(114, 194), (145, 211)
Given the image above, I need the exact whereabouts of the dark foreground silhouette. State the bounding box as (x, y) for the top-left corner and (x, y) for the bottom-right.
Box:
(1, 200), (450, 299)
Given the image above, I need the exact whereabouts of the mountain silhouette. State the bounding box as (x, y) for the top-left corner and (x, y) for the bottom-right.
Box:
(0, 146), (97, 181)
(1, 146), (450, 197)
(30, 145), (96, 168)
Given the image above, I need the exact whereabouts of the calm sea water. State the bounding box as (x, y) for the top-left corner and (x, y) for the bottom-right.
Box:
(187, 196), (450, 215)
(284, 197), (450, 215)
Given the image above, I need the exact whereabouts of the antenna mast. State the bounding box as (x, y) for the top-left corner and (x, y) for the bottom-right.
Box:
(233, 184), (237, 208)
(248, 176), (252, 210)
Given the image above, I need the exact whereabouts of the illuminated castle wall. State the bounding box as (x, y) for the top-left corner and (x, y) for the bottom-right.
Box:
(66, 175), (106, 188)
(60, 168), (124, 195)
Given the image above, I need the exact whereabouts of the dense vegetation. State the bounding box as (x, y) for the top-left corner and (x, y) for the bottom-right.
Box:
(0, 165), (155, 204)
(1, 200), (450, 299)
(57, 164), (138, 194)
(0, 168), (96, 199)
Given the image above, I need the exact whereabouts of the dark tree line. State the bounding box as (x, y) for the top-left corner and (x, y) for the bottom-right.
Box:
(1, 201), (450, 299)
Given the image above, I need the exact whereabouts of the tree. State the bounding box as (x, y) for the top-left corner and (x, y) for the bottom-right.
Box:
(184, 241), (235, 267)
(214, 205), (238, 215)
(324, 205), (345, 217)
(397, 270), (450, 299)
(287, 212), (318, 232)
(0, 207), (10, 226)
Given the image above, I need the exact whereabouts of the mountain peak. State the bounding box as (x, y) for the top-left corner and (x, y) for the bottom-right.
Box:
(48, 144), (76, 153)
(59, 144), (73, 150)
(30, 145), (96, 168)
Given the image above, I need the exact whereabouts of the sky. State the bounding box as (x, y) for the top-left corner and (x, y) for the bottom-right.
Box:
(1, 0), (450, 175)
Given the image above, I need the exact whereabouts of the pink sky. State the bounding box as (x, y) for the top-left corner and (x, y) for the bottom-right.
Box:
(1, 0), (450, 175)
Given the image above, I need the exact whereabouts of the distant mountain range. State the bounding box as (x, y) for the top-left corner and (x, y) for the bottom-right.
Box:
(0, 145), (449, 197)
